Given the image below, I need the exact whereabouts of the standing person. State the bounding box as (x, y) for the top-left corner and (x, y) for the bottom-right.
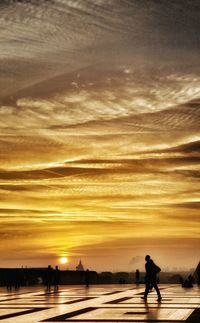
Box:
(197, 266), (200, 285)
(85, 269), (90, 287)
(135, 269), (140, 285)
(54, 266), (60, 290)
(141, 255), (161, 302)
(46, 265), (53, 291)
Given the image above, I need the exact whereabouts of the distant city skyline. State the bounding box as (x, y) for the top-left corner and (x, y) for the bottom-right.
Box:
(0, 1), (199, 270)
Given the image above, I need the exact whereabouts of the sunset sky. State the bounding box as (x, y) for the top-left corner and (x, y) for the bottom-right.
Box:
(0, 0), (199, 272)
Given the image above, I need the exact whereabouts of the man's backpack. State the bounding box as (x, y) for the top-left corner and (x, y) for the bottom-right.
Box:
(154, 264), (161, 274)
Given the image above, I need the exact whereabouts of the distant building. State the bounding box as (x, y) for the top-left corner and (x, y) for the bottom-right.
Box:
(76, 260), (84, 271)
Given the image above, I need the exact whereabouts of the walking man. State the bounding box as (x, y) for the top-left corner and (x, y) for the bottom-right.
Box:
(141, 255), (162, 302)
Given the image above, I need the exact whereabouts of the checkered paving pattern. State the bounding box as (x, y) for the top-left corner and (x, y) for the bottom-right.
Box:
(0, 284), (199, 322)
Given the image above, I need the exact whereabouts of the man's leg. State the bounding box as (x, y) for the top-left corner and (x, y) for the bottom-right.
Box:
(153, 283), (161, 300)
(143, 282), (151, 298)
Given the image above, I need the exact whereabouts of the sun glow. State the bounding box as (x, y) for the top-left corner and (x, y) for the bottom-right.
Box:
(59, 257), (68, 264)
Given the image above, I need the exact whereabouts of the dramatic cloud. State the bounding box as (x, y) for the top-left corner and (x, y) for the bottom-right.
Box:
(0, 0), (199, 270)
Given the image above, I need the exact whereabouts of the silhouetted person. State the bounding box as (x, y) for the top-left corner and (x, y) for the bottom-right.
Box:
(182, 274), (194, 288)
(197, 267), (200, 285)
(135, 269), (140, 285)
(141, 255), (161, 302)
(6, 270), (13, 290)
(53, 266), (60, 290)
(85, 269), (90, 287)
(182, 278), (193, 288)
(188, 274), (195, 284)
(45, 265), (53, 291)
(14, 269), (20, 289)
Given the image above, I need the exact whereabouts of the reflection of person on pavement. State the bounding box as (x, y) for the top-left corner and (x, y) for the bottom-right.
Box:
(141, 255), (162, 302)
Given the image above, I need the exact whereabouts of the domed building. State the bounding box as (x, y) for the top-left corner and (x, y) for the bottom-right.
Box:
(76, 259), (84, 271)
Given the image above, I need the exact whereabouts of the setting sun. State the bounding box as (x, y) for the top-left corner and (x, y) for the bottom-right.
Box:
(59, 257), (68, 265)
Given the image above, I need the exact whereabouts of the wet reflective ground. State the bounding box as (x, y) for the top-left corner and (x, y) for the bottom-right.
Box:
(0, 284), (199, 322)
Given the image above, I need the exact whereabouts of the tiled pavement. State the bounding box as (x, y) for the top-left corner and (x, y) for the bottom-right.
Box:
(0, 284), (199, 322)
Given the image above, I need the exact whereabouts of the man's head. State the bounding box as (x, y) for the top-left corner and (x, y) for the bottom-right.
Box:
(145, 255), (150, 261)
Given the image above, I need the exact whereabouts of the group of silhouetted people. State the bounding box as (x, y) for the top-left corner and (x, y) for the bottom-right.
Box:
(44, 265), (60, 290)
(43, 266), (90, 290)
(4, 268), (38, 290)
(5, 269), (22, 290)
